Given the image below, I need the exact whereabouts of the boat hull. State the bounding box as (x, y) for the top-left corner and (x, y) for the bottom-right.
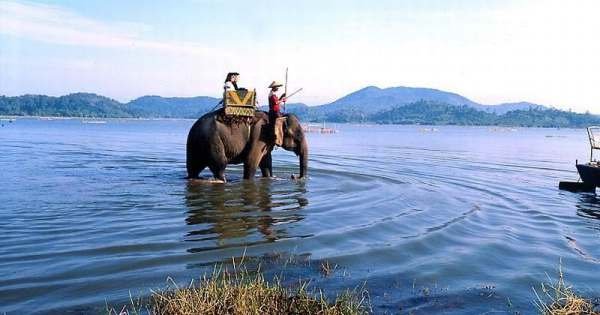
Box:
(576, 163), (600, 187)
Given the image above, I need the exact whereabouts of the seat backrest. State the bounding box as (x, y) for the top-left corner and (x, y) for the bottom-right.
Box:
(224, 90), (256, 107)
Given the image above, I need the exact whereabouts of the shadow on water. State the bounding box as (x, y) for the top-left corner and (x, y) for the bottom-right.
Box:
(183, 179), (310, 254)
(576, 192), (600, 220)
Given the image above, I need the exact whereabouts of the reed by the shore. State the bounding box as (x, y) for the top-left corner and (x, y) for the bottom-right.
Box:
(534, 264), (599, 315)
(107, 264), (368, 315)
(107, 259), (600, 315)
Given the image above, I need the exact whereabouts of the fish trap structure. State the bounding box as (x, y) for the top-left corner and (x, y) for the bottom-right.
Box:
(586, 126), (600, 162)
(559, 126), (600, 192)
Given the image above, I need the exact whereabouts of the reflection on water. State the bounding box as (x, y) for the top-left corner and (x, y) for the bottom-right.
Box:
(1, 119), (600, 314)
(576, 193), (600, 220)
(184, 180), (309, 252)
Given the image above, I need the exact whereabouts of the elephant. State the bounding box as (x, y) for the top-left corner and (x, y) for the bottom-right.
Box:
(186, 110), (308, 181)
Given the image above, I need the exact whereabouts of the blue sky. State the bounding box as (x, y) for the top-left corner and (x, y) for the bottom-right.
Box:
(1, 0), (599, 113)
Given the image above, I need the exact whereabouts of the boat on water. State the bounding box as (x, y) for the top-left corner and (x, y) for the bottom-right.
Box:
(559, 126), (600, 192)
(576, 126), (600, 186)
(576, 162), (600, 187)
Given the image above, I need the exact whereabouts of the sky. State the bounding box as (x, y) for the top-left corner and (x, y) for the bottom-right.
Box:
(1, 0), (599, 113)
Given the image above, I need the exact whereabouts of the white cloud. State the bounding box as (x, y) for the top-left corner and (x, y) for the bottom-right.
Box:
(0, 1), (225, 57)
(1, 0), (600, 113)
(0, 0), (237, 101)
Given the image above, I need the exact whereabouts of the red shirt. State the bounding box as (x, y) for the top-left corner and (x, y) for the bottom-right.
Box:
(269, 93), (281, 113)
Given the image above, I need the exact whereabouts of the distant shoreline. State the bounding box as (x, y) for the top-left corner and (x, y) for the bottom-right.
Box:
(1, 115), (590, 129)
(0, 115), (196, 121)
(3, 90), (600, 128)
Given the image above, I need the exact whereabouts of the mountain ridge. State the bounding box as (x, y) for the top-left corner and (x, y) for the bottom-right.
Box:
(1, 86), (594, 128)
(316, 86), (546, 115)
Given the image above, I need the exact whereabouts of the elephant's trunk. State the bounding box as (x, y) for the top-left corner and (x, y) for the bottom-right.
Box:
(298, 138), (308, 178)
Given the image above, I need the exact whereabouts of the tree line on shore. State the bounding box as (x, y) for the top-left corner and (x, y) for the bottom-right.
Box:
(1, 93), (599, 128)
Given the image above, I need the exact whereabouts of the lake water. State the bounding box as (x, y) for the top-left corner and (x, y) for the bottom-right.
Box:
(1, 118), (599, 314)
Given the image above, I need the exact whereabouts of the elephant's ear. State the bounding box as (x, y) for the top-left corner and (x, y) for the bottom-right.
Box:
(294, 128), (304, 140)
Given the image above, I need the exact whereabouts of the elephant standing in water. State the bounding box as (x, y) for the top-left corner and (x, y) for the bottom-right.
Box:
(186, 111), (308, 181)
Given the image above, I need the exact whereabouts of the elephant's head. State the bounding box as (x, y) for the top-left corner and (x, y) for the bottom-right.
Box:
(280, 114), (308, 178)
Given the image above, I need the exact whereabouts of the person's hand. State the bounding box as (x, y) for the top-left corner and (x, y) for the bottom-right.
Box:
(281, 97), (287, 102)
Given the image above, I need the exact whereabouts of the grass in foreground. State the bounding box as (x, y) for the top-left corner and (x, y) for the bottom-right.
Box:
(109, 258), (600, 314)
(534, 263), (599, 315)
(108, 264), (368, 315)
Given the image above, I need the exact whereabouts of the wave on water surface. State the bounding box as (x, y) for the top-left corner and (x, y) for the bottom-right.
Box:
(0, 120), (599, 314)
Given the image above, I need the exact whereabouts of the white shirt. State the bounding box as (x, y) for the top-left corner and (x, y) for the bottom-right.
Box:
(224, 81), (235, 91)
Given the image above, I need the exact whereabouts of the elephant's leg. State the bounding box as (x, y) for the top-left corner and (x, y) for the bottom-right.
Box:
(243, 162), (258, 180)
(186, 162), (206, 179)
(244, 127), (269, 180)
(209, 164), (226, 182)
(259, 152), (273, 177)
(244, 153), (264, 180)
(208, 139), (228, 182)
(186, 145), (205, 179)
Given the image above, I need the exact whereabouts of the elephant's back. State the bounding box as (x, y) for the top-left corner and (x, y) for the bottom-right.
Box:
(190, 111), (220, 135)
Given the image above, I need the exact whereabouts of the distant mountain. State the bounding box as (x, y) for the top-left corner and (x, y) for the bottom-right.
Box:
(496, 107), (600, 128)
(258, 103), (309, 114)
(306, 86), (546, 119)
(126, 95), (220, 118)
(365, 101), (600, 128)
(371, 101), (496, 125)
(487, 102), (546, 114)
(3, 87), (596, 127)
(0, 86), (551, 120)
(316, 86), (480, 115)
(0, 93), (221, 118)
(0, 93), (132, 117)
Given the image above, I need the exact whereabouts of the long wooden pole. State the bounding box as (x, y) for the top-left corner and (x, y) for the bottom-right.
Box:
(285, 88), (303, 99)
(284, 67), (288, 112)
(285, 67), (288, 96)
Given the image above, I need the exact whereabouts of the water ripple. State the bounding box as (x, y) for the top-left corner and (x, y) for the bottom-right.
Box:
(1, 120), (599, 314)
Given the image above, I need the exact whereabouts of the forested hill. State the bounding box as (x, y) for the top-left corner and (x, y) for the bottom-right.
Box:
(0, 93), (221, 119)
(307, 86), (547, 115)
(1, 90), (599, 127)
(126, 95), (220, 118)
(365, 101), (600, 128)
(280, 100), (600, 128)
(0, 93), (132, 118)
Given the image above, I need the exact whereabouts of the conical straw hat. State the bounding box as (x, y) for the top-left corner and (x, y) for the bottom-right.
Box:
(268, 81), (283, 88)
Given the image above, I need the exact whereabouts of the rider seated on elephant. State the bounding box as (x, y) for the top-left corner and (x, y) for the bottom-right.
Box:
(268, 81), (286, 138)
(224, 72), (247, 92)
